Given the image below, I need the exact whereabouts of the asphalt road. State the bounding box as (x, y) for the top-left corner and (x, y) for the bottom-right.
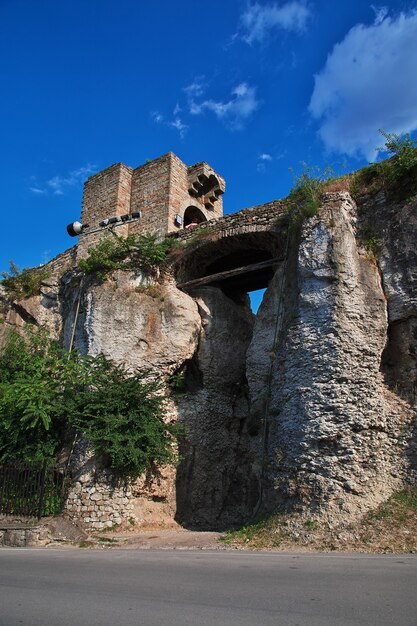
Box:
(1, 548), (416, 626)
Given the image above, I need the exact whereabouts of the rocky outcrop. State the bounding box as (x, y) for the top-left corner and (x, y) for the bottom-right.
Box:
(0, 279), (62, 345)
(0, 247), (76, 347)
(61, 272), (201, 529)
(62, 271), (201, 373)
(263, 193), (408, 519)
(363, 194), (417, 404)
(1, 191), (416, 531)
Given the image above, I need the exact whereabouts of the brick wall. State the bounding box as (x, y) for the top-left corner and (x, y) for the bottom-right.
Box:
(74, 153), (225, 259)
(77, 163), (133, 258)
(129, 154), (172, 237)
(43, 246), (77, 278)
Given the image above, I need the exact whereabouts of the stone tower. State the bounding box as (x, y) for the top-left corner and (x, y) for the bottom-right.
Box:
(76, 152), (225, 258)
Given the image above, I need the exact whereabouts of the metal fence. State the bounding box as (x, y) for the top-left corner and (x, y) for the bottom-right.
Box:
(0, 461), (67, 519)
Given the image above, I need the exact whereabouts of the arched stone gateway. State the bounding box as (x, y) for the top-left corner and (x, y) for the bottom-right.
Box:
(173, 201), (289, 296)
(175, 231), (285, 295)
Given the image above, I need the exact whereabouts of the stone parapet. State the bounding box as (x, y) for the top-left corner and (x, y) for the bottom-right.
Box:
(172, 199), (288, 244)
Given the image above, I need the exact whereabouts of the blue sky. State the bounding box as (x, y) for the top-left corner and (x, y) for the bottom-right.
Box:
(1, 0), (417, 279)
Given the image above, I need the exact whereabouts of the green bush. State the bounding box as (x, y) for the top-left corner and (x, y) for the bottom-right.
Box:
(0, 329), (78, 463)
(0, 328), (177, 478)
(364, 229), (382, 259)
(134, 234), (174, 267)
(78, 233), (175, 280)
(1, 261), (50, 301)
(167, 370), (186, 396)
(70, 357), (176, 479)
(78, 234), (137, 279)
(377, 129), (417, 180)
(354, 130), (417, 200)
(287, 163), (334, 221)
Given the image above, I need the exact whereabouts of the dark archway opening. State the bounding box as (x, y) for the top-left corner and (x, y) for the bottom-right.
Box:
(175, 231), (285, 300)
(173, 231), (288, 530)
(183, 206), (207, 228)
(202, 248), (275, 295)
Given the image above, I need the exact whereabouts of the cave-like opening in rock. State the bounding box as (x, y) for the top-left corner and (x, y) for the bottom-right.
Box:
(174, 232), (284, 529)
(175, 231), (285, 303)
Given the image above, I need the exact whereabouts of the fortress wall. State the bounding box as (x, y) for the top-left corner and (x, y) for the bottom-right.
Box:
(43, 246), (78, 278)
(129, 154), (172, 237)
(77, 163), (133, 258)
(167, 154), (193, 231)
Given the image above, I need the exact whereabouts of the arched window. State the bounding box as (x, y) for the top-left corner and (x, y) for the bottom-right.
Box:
(183, 206), (207, 228)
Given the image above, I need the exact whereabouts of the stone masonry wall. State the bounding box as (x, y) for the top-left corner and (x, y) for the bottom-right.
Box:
(129, 154), (172, 238)
(167, 154), (218, 232)
(75, 153), (224, 260)
(78, 163), (132, 258)
(173, 199), (287, 244)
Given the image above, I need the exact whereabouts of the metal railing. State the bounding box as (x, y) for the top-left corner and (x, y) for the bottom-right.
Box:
(0, 461), (67, 520)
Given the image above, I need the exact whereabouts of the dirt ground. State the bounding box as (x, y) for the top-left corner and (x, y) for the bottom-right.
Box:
(90, 528), (224, 550)
(39, 517), (225, 550)
(29, 486), (417, 553)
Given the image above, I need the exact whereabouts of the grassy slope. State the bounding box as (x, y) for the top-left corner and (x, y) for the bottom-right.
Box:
(221, 487), (417, 553)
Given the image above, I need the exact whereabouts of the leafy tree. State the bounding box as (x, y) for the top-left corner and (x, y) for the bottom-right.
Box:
(0, 329), (79, 462)
(0, 328), (176, 478)
(70, 356), (176, 479)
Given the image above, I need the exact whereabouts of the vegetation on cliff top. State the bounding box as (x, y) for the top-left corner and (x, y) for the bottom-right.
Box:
(77, 232), (178, 280)
(285, 130), (417, 224)
(286, 163), (334, 221)
(1, 261), (50, 301)
(0, 328), (177, 479)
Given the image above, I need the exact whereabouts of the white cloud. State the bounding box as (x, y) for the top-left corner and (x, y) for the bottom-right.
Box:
(309, 9), (417, 159)
(256, 152), (273, 172)
(47, 176), (65, 195)
(47, 165), (96, 195)
(169, 117), (188, 138)
(189, 83), (260, 130)
(151, 109), (188, 138)
(183, 78), (206, 99)
(30, 164), (96, 196)
(151, 111), (164, 123)
(239, 1), (311, 45)
(29, 187), (47, 195)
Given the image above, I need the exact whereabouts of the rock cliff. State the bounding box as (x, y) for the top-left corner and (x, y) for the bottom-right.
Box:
(1, 189), (416, 530)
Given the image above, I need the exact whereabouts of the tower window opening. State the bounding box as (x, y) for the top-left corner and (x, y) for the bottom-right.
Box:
(184, 206), (207, 228)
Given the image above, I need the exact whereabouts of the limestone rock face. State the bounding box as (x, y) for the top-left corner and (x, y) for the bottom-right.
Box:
(364, 194), (417, 403)
(246, 264), (287, 434)
(264, 192), (412, 520)
(64, 272), (201, 374)
(376, 195), (417, 323)
(0, 280), (62, 346)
